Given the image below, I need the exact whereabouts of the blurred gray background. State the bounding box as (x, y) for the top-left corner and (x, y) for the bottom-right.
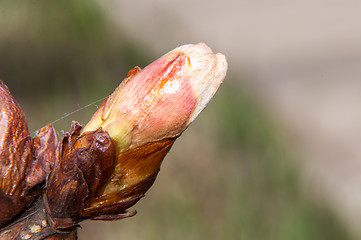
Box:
(1, 0), (361, 239)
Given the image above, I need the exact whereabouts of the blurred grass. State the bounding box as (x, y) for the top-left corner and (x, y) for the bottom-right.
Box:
(0, 0), (152, 135)
(210, 82), (351, 239)
(78, 82), (352, 240)
(0, 1), (353, 239)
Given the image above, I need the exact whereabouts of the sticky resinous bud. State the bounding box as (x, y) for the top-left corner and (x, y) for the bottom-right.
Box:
(45, 122), (118, 229)
(45, 43), (227, 229)
(0, 81), (57, 228)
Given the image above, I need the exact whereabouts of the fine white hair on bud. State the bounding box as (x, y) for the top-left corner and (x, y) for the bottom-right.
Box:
(174, 43), (228, 124)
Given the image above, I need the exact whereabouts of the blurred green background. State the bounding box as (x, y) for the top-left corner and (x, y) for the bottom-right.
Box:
(0, 1), (352, 239)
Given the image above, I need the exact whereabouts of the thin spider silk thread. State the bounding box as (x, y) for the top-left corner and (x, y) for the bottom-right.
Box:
(38, 97), (106, 138)
(47, 97), (105, 127)
(1, 96), (107, 155)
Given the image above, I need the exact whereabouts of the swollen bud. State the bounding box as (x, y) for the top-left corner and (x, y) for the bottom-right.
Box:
(83, 43), (227, 150)
(44, 43), (227, 229)
(83, 43), (227, 190)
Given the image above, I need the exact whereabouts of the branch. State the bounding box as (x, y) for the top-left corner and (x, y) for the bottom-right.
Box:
(0, 197), (76, 240)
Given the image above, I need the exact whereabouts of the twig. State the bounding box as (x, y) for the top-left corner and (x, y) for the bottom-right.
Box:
(0, 197), (76, 240)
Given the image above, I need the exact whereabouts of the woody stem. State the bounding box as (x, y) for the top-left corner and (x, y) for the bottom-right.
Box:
(0, 197), (76, 240)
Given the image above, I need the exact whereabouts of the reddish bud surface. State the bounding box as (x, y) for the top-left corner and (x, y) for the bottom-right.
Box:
(44, 43), (227, 229)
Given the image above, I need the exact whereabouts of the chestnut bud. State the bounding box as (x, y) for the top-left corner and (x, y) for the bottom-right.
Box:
(83, 43), (227, 191)
(44, 43), (227, 229)
(0, 81), (56, 228)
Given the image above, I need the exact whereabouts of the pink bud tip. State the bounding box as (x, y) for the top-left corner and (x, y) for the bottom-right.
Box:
(83, 43), (227, 151)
